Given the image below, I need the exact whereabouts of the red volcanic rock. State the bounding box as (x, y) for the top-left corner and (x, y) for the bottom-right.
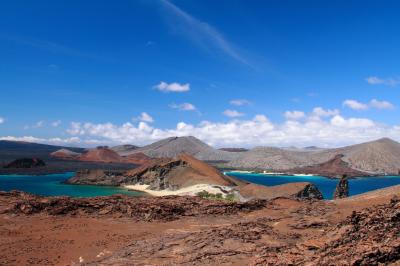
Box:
(78, 147), (123, 163)
(288, 154), (369, 178)
(1, 189), (400, 265)
(50, 148), (82, 160)
(238, 182), (323, 200)
(1, 191), (266, 222)
(123, 152), (152, 165)
(313, 197), (400, 265)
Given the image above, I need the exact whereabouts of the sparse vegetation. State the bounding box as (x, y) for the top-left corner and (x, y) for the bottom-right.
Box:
(196, 190), (236, 202)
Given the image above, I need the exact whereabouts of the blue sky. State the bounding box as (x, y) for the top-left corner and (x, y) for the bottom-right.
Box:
(1, 0), (400, 147)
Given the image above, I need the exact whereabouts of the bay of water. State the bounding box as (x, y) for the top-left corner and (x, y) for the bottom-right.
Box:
(225, 172), (400, 199)
(2, 172), (400, 199)
(0, 172), (144, 197)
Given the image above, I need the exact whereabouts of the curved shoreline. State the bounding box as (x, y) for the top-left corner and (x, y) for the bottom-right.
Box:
(124, 183), (234, 197)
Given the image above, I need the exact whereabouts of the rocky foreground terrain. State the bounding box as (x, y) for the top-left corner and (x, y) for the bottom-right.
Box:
(0, 186), (399, 265)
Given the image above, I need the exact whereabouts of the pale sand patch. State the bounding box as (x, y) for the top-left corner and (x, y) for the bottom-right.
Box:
(123, 183), (233, 197)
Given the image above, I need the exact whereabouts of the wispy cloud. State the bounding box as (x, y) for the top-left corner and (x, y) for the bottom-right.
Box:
(0, 117), (5, 124)
(34, 120), (45, 128)
(169, 102), (197, 112)
(223, 109), (244, 118)
(311, 107), (340, 117)
(343, 100), (369, 110)
(160, 0), (249, 66)
(230, 99), (251, 106)
(1, 35), (108, 60)
(51, 120), (62, 127)
(23, 120), (46, 130)
(154, 81), (190, 92)
(369, 99), (395, 110)
(343, 99), (395, 110)
(365, 76), (399, 86)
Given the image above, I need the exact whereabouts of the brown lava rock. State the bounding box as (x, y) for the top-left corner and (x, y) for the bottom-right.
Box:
(1, 190), (267, 222)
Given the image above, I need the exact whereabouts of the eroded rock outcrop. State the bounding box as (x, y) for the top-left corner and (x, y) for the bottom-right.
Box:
(333, 175), (349, 199)
(65, 169), (127, 186)
(124, 154), (241, 190)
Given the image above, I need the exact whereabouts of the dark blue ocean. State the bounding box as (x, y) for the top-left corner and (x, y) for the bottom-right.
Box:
(0, 172), (144, 197)
(225, 172), (400, 199)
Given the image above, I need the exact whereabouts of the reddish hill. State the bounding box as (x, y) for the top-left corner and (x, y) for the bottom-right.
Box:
(123, 152), (152, 165)
(51, 147), (150, 165)
(78, 147), (123, 163)
(50, 149), (82, 160)
(125, 153), (241, 189)
(288, 154), (370, 178)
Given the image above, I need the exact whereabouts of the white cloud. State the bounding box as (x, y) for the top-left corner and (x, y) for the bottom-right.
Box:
(64, 111), (400, 148)
(330, 115), (375, 128)
(66, 122), (84, 135)
(312, 107), (340, 117)
(369, 99), (395, 110)
(365, 76), (399, 86)
(169, 103), (197, 111)
(154, 81), (190, 92)
(223, 109), (244, 118)
(343, 99), (395, 111)
(343, 100), (369, 110)
(284, 111), (305, 120)
(0, 117), (4, 124)
(24, 120), (45, 130)
(138, 112), (154, 123)
(51, 120), (62, 127)
(230, 99), (251, 106)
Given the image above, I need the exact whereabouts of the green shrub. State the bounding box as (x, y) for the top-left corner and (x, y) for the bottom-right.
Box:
(225, 193), (235, 202)
(196, 190), (236, 202)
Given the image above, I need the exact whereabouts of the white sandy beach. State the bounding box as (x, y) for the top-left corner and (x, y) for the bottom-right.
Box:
(124, 183), (233, 197)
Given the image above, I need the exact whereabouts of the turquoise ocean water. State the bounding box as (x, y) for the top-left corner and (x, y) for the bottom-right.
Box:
(0, 172), (144, 197)
(1, 172), (400, 199)
(225, 172), (400, 199)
